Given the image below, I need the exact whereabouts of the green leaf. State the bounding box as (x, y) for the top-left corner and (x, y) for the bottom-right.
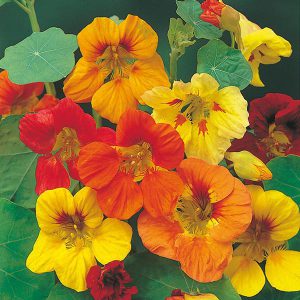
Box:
(0, 198), (54, 299)
(176, 0), (222, 40)
(0, 27), (78, 84)
(125, 252), (241, 300)
(138, 103), (153, 114)
(0, 115), (38, 208)
(168, 18), (195, 58)
(197, 39), (252, 90)
(0, 0), (11, 7)
(263, 155), (300, 206)
(47, 283), (92, 300)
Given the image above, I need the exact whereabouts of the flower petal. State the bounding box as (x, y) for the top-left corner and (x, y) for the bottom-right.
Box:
(190, 73), (219, 97)
(33, 94), (59, 112)
(92, 218), (132, 265)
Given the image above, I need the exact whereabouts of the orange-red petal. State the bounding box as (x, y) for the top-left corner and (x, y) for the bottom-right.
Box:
(33, 94), (59, 112)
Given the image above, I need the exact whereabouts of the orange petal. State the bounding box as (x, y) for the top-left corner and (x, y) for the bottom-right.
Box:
(92, 78), (138, 124)
(175, 235), (233, 282)
(78, 17), (119, 61)
(129, 53), (170, 103)
(78, 141), (120, 190)
(63, 58), (109, 103)
(97, 171), (143, 220)
(138, 210), (183, 260)
(119, 14), (158, 60)
(177, 158), (235, 203)
(33, 94), (59, 112)
(141, 170), (184, 217)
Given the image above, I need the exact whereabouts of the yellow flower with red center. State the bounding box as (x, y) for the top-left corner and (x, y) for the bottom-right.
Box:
(138, 158), (252, 282)
(26, 187), (132, 292)
(237, 14), (292, 87)
(78, 109), (184, 220)
(141, 73), (249, 164)
(63, 15), (170, 123)
(225, 185), (300, 297)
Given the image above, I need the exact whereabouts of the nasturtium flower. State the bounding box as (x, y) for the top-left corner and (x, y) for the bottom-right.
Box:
(225, 185), (300, 297)
(63, 15), (170, 123)
(237, 14), (292, 87)
(86, 261), (138, 300)
(166, 289), (219, 300)
(141, 73), (249, 164)
(230, 93), (300, 162)
(0, 70), (45, 116)
(19, 98), (113, 194)
(26, 187), (132, 292)
(138, 158), (252, 282)
(78, 109), (184, 220)
(225, 151), (272, 181)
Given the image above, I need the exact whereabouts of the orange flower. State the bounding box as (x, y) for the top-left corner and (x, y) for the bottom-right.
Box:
(0, 70), (44, 116)
(138, 158), (252, 282)
(78, 109), (184, 220)
(63, 15), (170, 123)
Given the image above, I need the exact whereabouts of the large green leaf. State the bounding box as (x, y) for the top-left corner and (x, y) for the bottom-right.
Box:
(0, 115), (38, 208)
(0, 0), (11, 7)
(125, 252), (241, 300)
(197, 39), (252, 90)
(176, 0), (222, 40)
(47, 283), (91, 300)
(0, 27), (78, 84)
(0, 198), (54, 299)
(264, 155), (300, 205)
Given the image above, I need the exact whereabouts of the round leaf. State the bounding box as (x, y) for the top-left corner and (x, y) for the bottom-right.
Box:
(47, 283), (91, 300)
(0, 27), (78, 84)
(197, 39), (252, 90)
(0, 198), (54, 299)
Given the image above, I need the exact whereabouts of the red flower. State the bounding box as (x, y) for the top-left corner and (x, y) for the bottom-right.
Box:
(19, 98), (114, 194)
(78, 109), (185, 220)
(230, 93), (300, 162)
(86, 261), (138, 300)
(200, 0), (226, 28)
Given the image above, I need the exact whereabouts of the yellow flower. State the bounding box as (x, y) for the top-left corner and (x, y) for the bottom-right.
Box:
(225, 185), (300, 297)
(26, 187), (132, 292)
(225, 150), (272, 181)
(141, 73), (249, 164)
(237, 14), (292, 87)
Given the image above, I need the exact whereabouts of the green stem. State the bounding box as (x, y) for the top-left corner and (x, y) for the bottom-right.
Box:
(13, 0), (30, 13)
(45, 82), (56, 96)
(230, 31), (235, 48)
(27, 1), (40, 32)
(169, 49), (179, 84)
(92, 109), (102, 128)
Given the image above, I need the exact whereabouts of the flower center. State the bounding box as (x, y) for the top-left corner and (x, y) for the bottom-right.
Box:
(53, 127), (80, 161)
(118, 142), (153, 180)
(10, 96), (39, 115)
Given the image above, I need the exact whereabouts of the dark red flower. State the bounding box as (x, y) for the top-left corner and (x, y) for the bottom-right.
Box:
(86, 261), (138, 300)
(19, 98), (116, 194)
(230, 93), (300, 162)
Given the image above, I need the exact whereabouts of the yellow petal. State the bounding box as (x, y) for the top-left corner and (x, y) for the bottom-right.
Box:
(73, 187), (103, 229)
(26, 231), (64, 273)
(129, 53), (170, 104)
(185, 294), (219, 300)
(190, 73), (219, 97)
(55, 246), (96, 292)
(266, 250), (300, 292)
(225, 256), (265, 297)
(249, 60), (265, 87)
(36, 188), (75, 233)
(92, 218), (132, 265)
(92, 78), (137, 124)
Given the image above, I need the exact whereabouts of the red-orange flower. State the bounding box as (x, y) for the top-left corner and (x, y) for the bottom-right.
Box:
(138, 158), (252, 282)
(200, 0), (226, 28)
(78, 109), (185, 220)
(0, 70), (44, 116)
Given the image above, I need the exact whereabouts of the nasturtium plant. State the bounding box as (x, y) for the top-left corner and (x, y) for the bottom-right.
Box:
(0, 198), (55, 300)
(0, 27), (78, 84)
(47, 283), (92, 300)
(197, 39), (252, 90)
(176, 0), (222, 40)
(0, 0), (11, 7)
(264, 155), (300, 205)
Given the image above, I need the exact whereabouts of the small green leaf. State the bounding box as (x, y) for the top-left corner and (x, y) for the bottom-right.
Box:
(176, 0), (222, 40)
(125, 252), (241, 300)
(0, 198), (55, 299)
(197, 39), (252, 89)
(168, 18), (195, 58)
(263, 155), (300, 206)
(0, 27), (78, 84)
(0, 115), (38, 208)
(47, 283), (92, 299)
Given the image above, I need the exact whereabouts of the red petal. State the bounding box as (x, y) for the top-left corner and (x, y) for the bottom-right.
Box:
(66, 158), (80, 180)
(35, 154), (70, 194)
(33, 94), (59, 112)
(19, 110), (56, 154)
(97, 127), (117, 146)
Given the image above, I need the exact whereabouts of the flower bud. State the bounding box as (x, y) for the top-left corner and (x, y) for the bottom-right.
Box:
(225, 151), (272, 181)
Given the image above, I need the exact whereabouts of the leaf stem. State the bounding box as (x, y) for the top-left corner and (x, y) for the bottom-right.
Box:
(230, 32), (235, 48)
(13, 0), (30, 13)
(45, 82), (57, 96)
(92, 109), (102, 128)
(169, 49), (179, 84)
(27, 1), (40, 32)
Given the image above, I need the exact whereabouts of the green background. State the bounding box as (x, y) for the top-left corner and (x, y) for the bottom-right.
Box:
(0, 0), (299, 101)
